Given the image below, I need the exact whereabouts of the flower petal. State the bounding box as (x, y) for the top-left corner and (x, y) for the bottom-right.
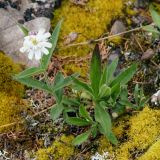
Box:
(42, 48), (49, 55)
(42, 42), (52, 48)
(35, 51), (42, 60)
(28, 51), (34, 60)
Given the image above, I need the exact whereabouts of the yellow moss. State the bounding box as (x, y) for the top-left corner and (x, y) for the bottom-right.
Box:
(0, 92), (26, 133)
(98, 107), (160, 160)
(63, 62), (88, 77)
(138, 139), (160, 160)
(0, 52), (24, 97)
(52, 0), (123, 57)
(36, 135), (75, 160)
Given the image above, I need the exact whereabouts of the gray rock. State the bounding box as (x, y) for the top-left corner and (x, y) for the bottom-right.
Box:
(0, 7), (50, 67)
(110, 20), (126, 35)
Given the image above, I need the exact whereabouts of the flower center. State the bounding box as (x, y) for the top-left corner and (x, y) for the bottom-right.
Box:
(31, 38), (38, 45)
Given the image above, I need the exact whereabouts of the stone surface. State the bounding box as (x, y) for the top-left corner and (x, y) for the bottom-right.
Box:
(110, 20), (126, 35)
(0, 7), (50, 67)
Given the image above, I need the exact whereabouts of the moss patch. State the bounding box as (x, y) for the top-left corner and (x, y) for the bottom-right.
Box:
(52, 0), (123, 57)
(36, 135), (75, 160)
(0, 52), (24, 97)
(98, 107), (160, 160)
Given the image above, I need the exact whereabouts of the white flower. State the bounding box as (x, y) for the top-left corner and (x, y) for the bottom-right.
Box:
(151, 90), (160, 105)
(20, 29), (52, 61)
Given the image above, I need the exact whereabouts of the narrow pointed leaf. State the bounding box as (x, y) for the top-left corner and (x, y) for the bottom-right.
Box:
(71, 76), (93, 95)
(110, 64), (137, 87)
(15, 77), (51, 93)
(41, 19), (63, 69)
(90, 44), (101, 96)
(14, 67), (45, 79)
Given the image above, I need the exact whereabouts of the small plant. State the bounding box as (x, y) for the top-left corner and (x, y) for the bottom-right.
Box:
(14, 20), (148, 146)
(58, 45), (141, 145)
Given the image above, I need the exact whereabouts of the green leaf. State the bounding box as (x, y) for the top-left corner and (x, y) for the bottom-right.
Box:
(98, 124), (118, 145)
(50, 104), (64, 121)
(53, 73), (79, 92)
(14, 67), (45, 79)
(95, 103), (112, 135)
(110, 64), (137, 87)
(99, 84), (111, 98)
(79, 106), (93, 122)
(66, 117), (92, 126)
(150, 5), (160, 28)
(134, 84), (139, 104)
(62, 97), (80, 106)
(41, 19), (63, 69)
(111, 83), (121, 100)
(142, 25), (160, 34)
(71, 76), (93, 95)
(17, 23), (29, 36)
(72, 131), (91, 146)
(106, 58), (119, 85)
(90, 44), (101, 96)
(107, 132), (118, 145)
(15, 77), (51, 93)
(53, 72), (64, 103)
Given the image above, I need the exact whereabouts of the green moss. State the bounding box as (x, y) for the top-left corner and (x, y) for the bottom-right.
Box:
(0, 52), (24, 97)
(36, 135), (75, 160)
(52, 0), (123, 57)
(98, 107), (160, 160)
(0, 92), (26, 133)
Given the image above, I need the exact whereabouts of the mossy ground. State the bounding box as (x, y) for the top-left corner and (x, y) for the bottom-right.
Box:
(52, 0), (123, 75)
(36, 135), (75, 160)
(0, 52), (26, 133)
(98, 107), (160, 160)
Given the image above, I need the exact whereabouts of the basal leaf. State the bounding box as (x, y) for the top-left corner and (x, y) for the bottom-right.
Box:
(53, 72), (64, 103)
(79, 106), (93, 122)
(95, 103), (112, 135)
(90, 44), (101, 97)
(50, 104), (64, 121)
(72, 131), (91, 146)
(66, 117), (92, 126)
